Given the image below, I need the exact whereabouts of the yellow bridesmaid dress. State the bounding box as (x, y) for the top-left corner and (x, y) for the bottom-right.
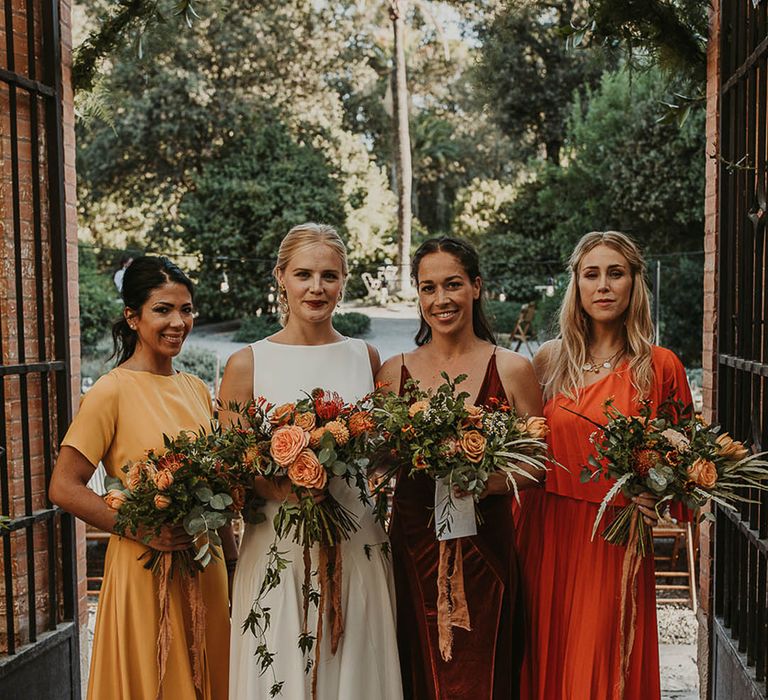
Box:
(62, 367), (229, 700)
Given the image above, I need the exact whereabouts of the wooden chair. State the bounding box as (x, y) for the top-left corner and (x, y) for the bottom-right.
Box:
(653, 520), (698, 611)
(512, 302), (537, 355)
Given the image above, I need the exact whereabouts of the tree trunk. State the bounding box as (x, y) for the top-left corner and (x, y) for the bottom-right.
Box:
(389, 0), (413, 293)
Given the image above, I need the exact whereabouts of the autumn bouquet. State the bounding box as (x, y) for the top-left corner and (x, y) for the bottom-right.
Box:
(373, 372), (551, 537)
(222, 389), (379, 697)
(103, 426), (240, 697)
(372, 372), (550, 662)
(576, 398), (768, 557)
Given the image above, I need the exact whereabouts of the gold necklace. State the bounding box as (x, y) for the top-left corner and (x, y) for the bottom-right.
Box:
(582, 346), (625, 374)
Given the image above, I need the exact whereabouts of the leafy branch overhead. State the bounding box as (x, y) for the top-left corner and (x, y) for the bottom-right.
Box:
(72, 0), (202, 93)
(573, 0), (708, 84)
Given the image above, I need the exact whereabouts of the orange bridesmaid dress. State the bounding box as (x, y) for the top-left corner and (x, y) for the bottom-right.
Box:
(62, 368), (229, 700)
(515, 346), (692, 700)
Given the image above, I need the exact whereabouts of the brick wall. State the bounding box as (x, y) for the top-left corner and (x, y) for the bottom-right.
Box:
(698, 0), (721, 696)
(0, 0), (85, 661)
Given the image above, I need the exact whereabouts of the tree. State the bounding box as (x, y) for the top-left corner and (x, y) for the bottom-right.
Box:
(389, 0), (414, 291)
(475, 0), (606, 163)
(177, 117), (346, 319)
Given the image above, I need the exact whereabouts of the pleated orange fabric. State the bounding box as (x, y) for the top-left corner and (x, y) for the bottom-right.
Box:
(516, 346), (692, 700)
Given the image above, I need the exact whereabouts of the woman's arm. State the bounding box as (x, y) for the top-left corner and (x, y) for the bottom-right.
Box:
(49, 447), (192, 550)
(219, 347), (292, 502)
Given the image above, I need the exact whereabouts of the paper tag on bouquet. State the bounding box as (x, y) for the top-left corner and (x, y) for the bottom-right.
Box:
(435, 479), (477, 541)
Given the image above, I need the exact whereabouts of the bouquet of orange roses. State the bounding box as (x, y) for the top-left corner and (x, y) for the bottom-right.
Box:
(222, 389), (379, 697)
(373, 372), (551, 538)
(576, 398), (768, 557)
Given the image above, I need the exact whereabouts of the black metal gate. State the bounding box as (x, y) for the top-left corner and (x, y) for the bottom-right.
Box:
(0, 0), (79, 695)
(713, 1), (768, 698)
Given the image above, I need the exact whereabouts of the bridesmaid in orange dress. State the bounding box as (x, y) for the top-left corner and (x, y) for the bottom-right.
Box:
(376, 237), (545, 700)
(515, 231), (692, 700)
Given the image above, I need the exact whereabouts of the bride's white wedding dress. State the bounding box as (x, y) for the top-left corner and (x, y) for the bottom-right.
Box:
(229, 338), (403, 699)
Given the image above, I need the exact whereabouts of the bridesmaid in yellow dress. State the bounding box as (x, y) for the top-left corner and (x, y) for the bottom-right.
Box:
(49, 256), (230, 700)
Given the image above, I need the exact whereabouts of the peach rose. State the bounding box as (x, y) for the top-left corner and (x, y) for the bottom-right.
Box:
(287, 449), (327, 490)
(524, 416), (549, 439)
(687, 457), (718, 489)
(408, 400), (429, 418)
(716, 433), (749, 461)
(154, 468), (174, 491)
(270, 425), (310, 466)
(154, 494), (172, 510)
(126, 463), (144, 491)
(412, 453), (429, 470)
(270, 403), (296, 427)
(460, 430), (487, 463)
(348, 411), (374, 437)
(294, 412), (317, 432)
(462, 404), (484, 429)
(104, 489), (127, 510)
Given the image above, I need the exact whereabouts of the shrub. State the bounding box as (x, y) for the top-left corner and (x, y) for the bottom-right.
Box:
(485, 300), (522, 335)
(79, 246), (121, 354)
(233, 316), (282, 343)
(175, 346), (219, 386)
(333, 312), (371, 338)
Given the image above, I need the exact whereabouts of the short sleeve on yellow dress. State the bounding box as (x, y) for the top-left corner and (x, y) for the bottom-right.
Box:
(62, 368), (228, 700)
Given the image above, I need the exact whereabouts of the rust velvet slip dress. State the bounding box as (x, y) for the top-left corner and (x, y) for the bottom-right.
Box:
(515, 346), (692, 700)
(388, 351), (526, 700)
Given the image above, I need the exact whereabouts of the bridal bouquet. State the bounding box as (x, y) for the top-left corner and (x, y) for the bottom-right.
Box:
(222, 389), (379, 697)
(577, 398), (768, 557)
(373, 372), (551, 537)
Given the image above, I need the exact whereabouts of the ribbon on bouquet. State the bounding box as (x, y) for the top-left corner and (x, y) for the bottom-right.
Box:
(155, 552), (206, 700)
(617, 511), (644, 699)
(307, 543), (345, 699)
(436, 538), (472, 662)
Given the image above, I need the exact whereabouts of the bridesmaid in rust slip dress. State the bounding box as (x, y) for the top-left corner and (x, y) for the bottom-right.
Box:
(376, 237), (545, 700)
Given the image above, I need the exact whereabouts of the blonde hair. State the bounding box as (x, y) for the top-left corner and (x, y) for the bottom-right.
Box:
(543, 231), (654, 401)
(273, 223), (348, 325)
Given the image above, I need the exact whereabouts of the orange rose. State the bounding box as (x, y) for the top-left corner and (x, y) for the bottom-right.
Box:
(462, 404), (484, 429)
(287, 449), (327, 490)
(270, 403), (296, 427)
(687, 457), (718, 489)
(294, 412), (317, 432)
(524, 416), (549, 439)
(716, 433), (749, 461)
(348, 411), (374, 437)
(325, 420), (350, 446)
(154, 494), (172, 510)
(104, 489), (127, 510)
(460, 430), (486, 463)
(408, 400), (429, 418)
(270, 425), (310, 466)
(412, 453), (429, 470)
(126, 463), (144, 491)
(154, 469), (174, 491)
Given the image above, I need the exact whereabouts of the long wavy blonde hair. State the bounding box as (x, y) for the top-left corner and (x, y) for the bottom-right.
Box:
(543, 231), (654, 401)
(273, 223), (348, 326)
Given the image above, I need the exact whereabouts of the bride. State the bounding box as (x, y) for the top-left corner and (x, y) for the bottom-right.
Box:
(221, 223), (403, 699)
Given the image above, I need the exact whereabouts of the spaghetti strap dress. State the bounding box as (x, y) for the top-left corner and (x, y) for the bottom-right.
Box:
(388, 352), (525, 700)
(515, 346), (692, 699)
